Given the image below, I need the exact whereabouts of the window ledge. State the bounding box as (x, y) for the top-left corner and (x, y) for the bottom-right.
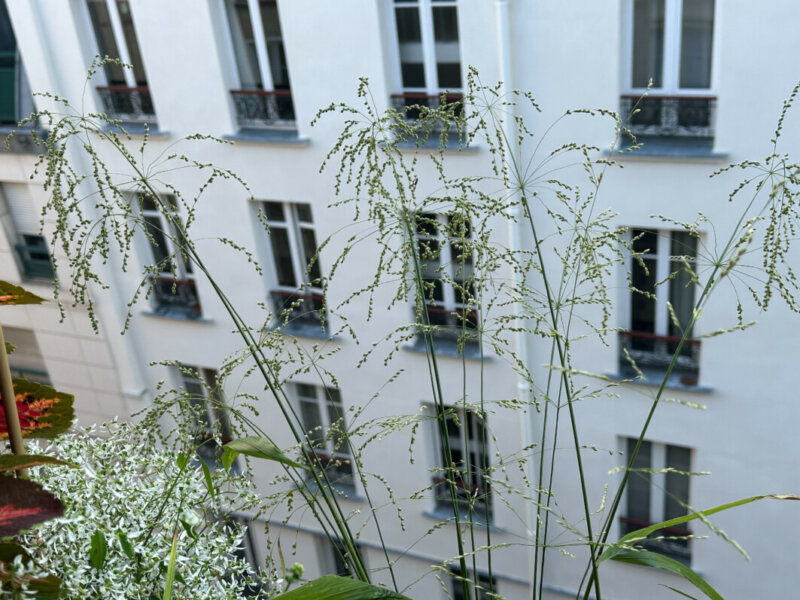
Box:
(267, 320), (336, 340)
(141, 309), (213, 323)
(224, 128), (309, 146)
(403, 336), (488, 361)
(100, 122), (168, 138)
(422, 509), (503, 533)
(299, 480), (364, 502)
(608, 136), (727, 160)
(606, 371), (713, 394)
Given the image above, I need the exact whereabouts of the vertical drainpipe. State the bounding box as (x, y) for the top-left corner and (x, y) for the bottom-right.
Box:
(496, 0), (538, 591)
(24, 0), (149, 412)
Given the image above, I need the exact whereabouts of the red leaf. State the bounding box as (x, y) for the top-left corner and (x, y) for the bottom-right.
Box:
(0, 380), (74, 440)
(0, 477), (63, 538)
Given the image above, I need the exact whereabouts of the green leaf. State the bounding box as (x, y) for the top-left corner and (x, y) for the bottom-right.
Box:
(271, 575), (410, 600)
(0, 477), (64, 538)
(176, 452), (187, 470)
(117, 531), (135, 559)
(5, 341), (15, 355)
(599, 494), (800, 563)
(221, 447), (236, 471)
(0, 542), (61, 598)
(0, 454), (72, 472)
(1, 379), (75, 441)
(224, 436), (303, 468)
(89, 530), (107, 569)
(162, 531), (179, 600)
(611, 551), (722, 600)
(200, 460), (215, 501)
(0, 281), (46, 305)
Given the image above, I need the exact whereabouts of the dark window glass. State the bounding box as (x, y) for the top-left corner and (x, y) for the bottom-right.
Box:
(115, 1), (147, 85)
(143, 215), (171, 272)
(395, 7), (425, 88)
(631, 0), (664, 88)
(664, 445), (691, 520)
(269, 226), (296, 287)
(679, 0), (714, 89)
(87, 0), (126, 85)
(432, 6), (461, 88)
(300, 228), (321, 283)
(626, 438), (652, 522)
(265, 201), (285, 221)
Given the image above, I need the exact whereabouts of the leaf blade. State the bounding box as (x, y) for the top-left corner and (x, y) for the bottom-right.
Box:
(611, 551), (722, 600)
(89, 530), (107, 569)
(271, 575), (410, 600)
(224, 436), (303, 468)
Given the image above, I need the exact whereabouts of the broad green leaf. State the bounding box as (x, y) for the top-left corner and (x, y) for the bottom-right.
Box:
(200, 460), (215, 501)
(176, 452), (188, 470)
(0, 379), (75, 441)
(0, 542), (61, 598)
(0, 477), (64, 538)
(4, 341), (14, 355)
(600, 494), (800, 563)
(0, 454), (72, 472)
(0, 281), (46, 305)
(117, 531), (135, 559)
(272, 575), (410, 600)
(162, 531), (179, 600)
(224, 436), (303, 468)
(221, 446), (237, 471)
(89, 530), (107, 569)
(611, 551), (721, 600)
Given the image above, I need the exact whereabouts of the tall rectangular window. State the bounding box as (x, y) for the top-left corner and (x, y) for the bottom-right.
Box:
(432, 407), (491, 522)
(0, 0), (34, 127)
(620, 438), (692, 565)
(623, 0), (715, 139)
(264, 201), (324, 334)
(0, 183), (54, 279)
(620, 228), (700, 386)
(225, 0), (295, 129)
(390, 0), (462, 117)
(137, 194), (201, 319)
(415, 213), (477, 346)
(296, 383), (354, 491)
(178, 365), (232, 466)
(86, 0), (155, 123)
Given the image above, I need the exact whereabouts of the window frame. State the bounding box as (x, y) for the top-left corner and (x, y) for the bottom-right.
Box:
(620, 437), (693, 565)
(430, 405), (492, 523)
(414, 212), (478, 344)
(137, 193), (202, 319)
(0, 183), (55, 280)
(621, 0), (717, 97)
(264, 201), (325, 332)
(295, 383), (355, 492)
(620, 228), (700, 385)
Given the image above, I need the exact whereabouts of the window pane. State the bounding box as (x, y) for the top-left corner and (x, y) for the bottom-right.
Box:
(664, 445), (691, 520)
(631, 0), (664, 88)
(679, 0), (714, 89)
(87, 0), (126, 85)
(264, 201), (285, 221)
(259, 1), (291, 89)
(300, 399), (324, 445)
(626, 438), (652, 522)
(630, 256), (656, 334)
(269, 226), (297, 287)
(668, 231), (697, 338)
(143, 215), (171, 271)
(295, 203), (313, 223)
(432, 6), (461, 88)
(395, 7), (425, 88)
(115, 1), (147, 85)
(300, 227), (321, 283)
(226, 0), (262, 89)
(632, 228), (658, 255)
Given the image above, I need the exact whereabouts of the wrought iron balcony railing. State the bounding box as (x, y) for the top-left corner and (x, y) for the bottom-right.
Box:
(96, 85), (156, 124)
(390, 92), (463, 131)
(270, 290), (324, 329)
(15, 243), (54, 279)
(620, 94), (716, 138)
(151, 277), (201, 319)
(618, 330), (701, 385)
(230, 89), (295, 129)
(619, 516), (692, 565)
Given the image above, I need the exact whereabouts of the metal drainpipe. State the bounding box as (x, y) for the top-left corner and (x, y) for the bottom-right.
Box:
(495, 0), (539, 590)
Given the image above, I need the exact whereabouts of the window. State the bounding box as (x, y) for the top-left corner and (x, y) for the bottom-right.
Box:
(138, 193), (201, 319)
(224, 0), (295, 130)
(264, 201), (324, 334)
(0, 0), (34, 128)
(432, 407), (491, 522)
(178, 365), (232, 467)
(389, 0), (462, 125)
(5, 327), (51, 386)
(86, 0), (155, 123)
(415, 213), (477, 345)
(622, 0), (715, 141)
(620, 438), (692, 565)
(620, 228), (700, 386)
(449, 568), (496, 600)
(295, 383), (354, 491)
(317, 536), (363, 578)
(0, 183), (55, 279)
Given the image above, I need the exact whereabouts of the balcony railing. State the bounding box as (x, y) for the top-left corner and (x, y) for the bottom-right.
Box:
(270, 290), (324, 330)
(620, 95), (716, 138)
(15, 243), (54, 279)
(151, 277), (201, 319)
(619, 516), (691, 565)
(618, 330), (701, 385)
(433, 474), (492, 520)
(96, 85), (155, 124)
(230, 89), (295, 129)
(422, 304), (478, 343)
(391, 92), (463, 132)
(304, 449), (354, 489)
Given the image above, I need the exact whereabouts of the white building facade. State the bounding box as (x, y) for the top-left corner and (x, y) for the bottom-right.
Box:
(4, 1), (800, 599)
